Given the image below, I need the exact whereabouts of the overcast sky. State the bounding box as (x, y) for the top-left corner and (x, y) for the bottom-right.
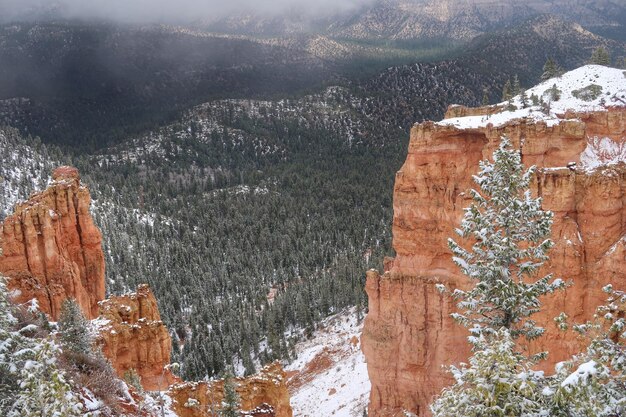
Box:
(0, 0), (373, 23)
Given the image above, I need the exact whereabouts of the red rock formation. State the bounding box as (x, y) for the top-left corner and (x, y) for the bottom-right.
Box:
(362, 108), (626, 416)
(97, 284), (177, 391)
(0, 166), (295, 414)
(0, 166), (105, 320)
(168, 362), (293, 417)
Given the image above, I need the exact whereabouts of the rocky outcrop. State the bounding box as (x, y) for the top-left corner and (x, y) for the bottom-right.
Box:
(96, 284), (177, 391)
(168, 362), (293, 417)
(0, 166), (105, 320)
(0, 166), (174, 390)
(362, 107), (626, 416)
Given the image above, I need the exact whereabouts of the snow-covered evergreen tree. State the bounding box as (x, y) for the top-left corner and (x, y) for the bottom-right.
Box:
(446, 137), (565, 343)
(549, 285), (626, 416)
(0, 277), (22, 413)
(502, 79), (513, 101)
(9, 339), (84, 417)
(0, 278), (84, 416)
(58, 298), (93, 355)
(430, 329), (549, 417)
(590, 47), (611, 66)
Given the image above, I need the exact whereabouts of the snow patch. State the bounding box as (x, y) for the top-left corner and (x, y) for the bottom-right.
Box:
(438, 65), (626, 131)
(580, 137), (626, 172)
(561, 360), (598, 387)
(286, 308), (370, 417)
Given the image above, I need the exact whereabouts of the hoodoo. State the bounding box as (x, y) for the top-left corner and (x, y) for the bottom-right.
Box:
(361, 65), (626, 416)
(96, 284), (178, 391)
(0, 166), (105, 320)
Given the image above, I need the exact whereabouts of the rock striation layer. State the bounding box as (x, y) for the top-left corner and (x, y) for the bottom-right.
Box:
(362, 101), (626, 416)
(168, 362), (293, 417)
(0, 166), (105, 320)
(96, 284), (177, 391)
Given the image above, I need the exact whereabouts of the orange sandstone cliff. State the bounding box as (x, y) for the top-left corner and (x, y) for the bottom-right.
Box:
(168, 362), (293, 417)
(0, 166), (105, 320)
(362, 75), (626, 415)
(96, 284), (178, 391)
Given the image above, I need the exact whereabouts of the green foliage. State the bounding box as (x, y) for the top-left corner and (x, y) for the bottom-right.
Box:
(446, 138), (565, 342)
(221, 374), (240, 417)
(431, 329), (550, 417)
(590, 47), (611, 66)
(0, 278), (83, 416)
(571, 84), (603, 102)
(9, 339), (84, 417)
(541, 58), (564, 81)
(544, 84), (562, 102)
(530, 94), (539, 106)
(58, 298), (92, 356)
(512, 75), (522, 97)
(520, 89), (528, 108)
(125, 368), (144, 393)
(502, 79), (513, 101)
(549, 285), (626, 416)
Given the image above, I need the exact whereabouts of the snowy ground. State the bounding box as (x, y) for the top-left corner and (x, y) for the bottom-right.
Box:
(438, 65), (626, 172)
(439, 65), (626, 131)
(286, 308), (370, 417)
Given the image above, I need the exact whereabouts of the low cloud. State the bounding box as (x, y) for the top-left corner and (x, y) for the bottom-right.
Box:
(0, 0), (373, 23)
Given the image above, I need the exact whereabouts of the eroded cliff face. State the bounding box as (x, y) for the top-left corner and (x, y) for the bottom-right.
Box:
(362, 106), (626, 416)
(0, 166), (105, 320)
(96, 283), (177, 391)
(168, 362), (293, 417)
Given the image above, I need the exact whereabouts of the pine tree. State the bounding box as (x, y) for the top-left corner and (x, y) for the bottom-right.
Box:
(0, 277), (22, 413)
(520, 88), (529, 109)
(221, 373), (240, 417)
(482, 89), (489, 106)
(590, 47), (611, 66)
(0, 278), (83, 416)
(58, 298), (93, 356)
(445, 137), (566, 342)
(502, 79), (512, 102)
(512, 75), (522, 97)
(541, 58), (563, 81)
(9, 339), (83, 417)
(548, 84), (561, 102)
(124, 368), (144, 393)
(549, 285), (626, 416)
(431, 329), (549, 417)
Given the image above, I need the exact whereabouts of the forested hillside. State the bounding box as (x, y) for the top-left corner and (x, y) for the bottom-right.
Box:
(0, 13), (625, 382)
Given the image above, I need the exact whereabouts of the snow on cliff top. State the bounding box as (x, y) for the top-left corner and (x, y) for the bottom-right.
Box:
(286, 308), (370, 417)
(438, 65), (626, 130)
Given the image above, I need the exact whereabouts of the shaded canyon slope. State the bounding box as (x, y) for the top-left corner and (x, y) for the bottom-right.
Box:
(361, 65), (626, 416)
